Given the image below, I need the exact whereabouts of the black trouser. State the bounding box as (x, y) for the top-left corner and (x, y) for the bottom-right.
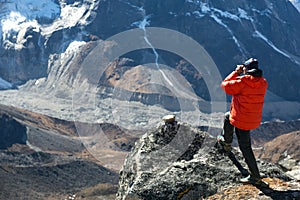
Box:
(223, 112), (261, 179)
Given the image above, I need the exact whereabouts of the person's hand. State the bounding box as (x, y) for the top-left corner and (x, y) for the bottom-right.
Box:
(235, 65), (244, 75)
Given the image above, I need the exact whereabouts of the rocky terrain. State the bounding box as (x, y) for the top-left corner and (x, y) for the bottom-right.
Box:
(0, 104), (299, 199)
(257, 131), (300, 164)
(116, 118), (300, 200)
(256, 131), (300, 181)
(0, 104), (140, 199)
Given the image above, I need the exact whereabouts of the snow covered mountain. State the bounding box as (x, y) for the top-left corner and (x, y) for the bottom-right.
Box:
(0, 0), (97, 85)
(290, 0), (300, 12)
(1, 0), (300, 118)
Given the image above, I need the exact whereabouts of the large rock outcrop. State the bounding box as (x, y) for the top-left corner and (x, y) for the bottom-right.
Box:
(116, 118), (292, 199)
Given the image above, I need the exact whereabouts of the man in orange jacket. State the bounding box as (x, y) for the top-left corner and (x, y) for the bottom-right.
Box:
(220, 58), (268, 187)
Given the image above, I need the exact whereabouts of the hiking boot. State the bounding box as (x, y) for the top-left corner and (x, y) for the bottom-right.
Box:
(240, 175), (269, 188)
(217, 135), (232, 152)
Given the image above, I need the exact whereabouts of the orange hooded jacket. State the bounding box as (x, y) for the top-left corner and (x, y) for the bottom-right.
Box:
(221, 70), (268, 130)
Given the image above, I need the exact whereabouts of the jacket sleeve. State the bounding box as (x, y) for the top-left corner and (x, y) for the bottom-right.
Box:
(221, 71), (244, 95)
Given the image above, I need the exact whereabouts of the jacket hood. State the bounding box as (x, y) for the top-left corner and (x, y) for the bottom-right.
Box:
(241, 71), (267, 89)
(246, 68), (263, 77)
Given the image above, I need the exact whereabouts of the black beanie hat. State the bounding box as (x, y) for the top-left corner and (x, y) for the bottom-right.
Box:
(243, 58), (258, 70)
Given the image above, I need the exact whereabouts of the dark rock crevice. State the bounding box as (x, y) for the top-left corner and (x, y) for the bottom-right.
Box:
(0, 114), (27, 149)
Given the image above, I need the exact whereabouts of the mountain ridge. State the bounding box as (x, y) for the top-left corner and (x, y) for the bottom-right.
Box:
(0, 0), (300, 104)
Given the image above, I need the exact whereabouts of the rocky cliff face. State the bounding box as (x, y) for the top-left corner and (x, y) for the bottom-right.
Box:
(116, 119), (299, 200)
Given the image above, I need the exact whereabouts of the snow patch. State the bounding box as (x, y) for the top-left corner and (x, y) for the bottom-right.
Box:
(1, 11), (41, 47)
(185, 12), (191, 17)
(193, 2), (251, 22)
(210, 14), (244, 54)
(1, 11), (26, 41)
(0, 77), (13, 90)
(290, 0), (300, 12)
(61, 41), (86, 60)
(26, 141), (42, 152)
(252, 8), (272, 16)
(34, 78), (46, 87)
(60, 4), (89, 26)
(238, 8), (252, 21)
(253, 31), (291, 59)
(0, 0), (98, 41)
(0, 0), (59, 41)
(212, 8), (239, 21)
(200, 3), (211, 13)
(133, 11), (174, 87)
(4, 0), (60, 21)
(42, 3), (93, 36)
(138, 15), (151, 30)
(192, 11), (204, 18)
